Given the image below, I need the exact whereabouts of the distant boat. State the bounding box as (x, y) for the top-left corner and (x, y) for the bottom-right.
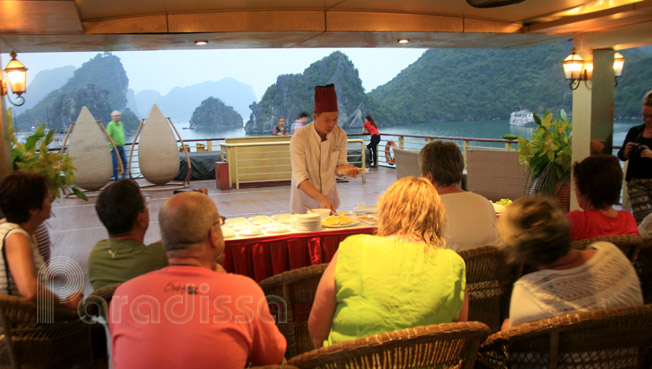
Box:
(510, 109), (535, 126)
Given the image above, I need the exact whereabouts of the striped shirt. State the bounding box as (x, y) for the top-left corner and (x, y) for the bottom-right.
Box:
(0, 220), (45, 295)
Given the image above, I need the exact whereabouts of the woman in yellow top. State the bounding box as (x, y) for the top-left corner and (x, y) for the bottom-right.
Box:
(308, 176), (468, 348)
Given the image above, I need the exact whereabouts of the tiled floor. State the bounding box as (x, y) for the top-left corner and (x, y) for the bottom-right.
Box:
(49, 165), (398, 294)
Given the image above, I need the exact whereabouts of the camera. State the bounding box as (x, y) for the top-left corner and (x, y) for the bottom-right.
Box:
(631, 143), (644, 155)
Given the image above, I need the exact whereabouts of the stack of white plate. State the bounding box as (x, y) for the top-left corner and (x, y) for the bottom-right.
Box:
(293, 213), (322, 231)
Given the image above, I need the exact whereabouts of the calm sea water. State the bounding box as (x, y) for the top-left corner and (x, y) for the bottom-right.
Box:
(175, 120), (641, 150)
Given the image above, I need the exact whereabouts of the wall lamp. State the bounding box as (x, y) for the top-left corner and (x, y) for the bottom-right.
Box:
(562, 48), (625, 90)
(1, 51), (28, 107)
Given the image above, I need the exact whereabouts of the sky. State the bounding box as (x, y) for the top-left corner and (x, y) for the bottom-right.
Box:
(3, 48), (428, 101)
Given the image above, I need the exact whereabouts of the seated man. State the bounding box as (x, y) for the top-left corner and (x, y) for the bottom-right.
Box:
(89, 180), (168, 290)
(110, 191), (286, 369)
(420, 141), (498, 252)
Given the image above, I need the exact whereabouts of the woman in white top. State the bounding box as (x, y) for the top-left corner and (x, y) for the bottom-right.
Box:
(0, 171), (81, 309)
(498, 197), (642, 329)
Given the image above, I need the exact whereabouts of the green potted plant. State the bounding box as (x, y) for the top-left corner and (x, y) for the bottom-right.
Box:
(7, 110), (87, 200)
(503, 109), (572, 209)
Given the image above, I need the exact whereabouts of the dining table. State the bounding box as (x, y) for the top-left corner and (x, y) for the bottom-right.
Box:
(222, 222), (376, 282)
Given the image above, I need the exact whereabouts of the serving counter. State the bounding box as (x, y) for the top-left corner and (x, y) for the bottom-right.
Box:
(223, 223), (375, 282)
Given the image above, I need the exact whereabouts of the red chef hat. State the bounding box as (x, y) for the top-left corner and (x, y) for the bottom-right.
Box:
(314, 84), (338, 113)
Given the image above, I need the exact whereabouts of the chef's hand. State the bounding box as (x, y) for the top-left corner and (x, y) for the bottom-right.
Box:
(336, 164), (361, 178)
(317, 195), (336, 212)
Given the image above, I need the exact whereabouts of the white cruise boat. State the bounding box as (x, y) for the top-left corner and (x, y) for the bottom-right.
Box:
(509, 109), (535, 126)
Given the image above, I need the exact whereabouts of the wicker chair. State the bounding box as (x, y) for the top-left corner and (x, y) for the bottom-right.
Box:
(287, 321), (490, 369)
(477, 305), (652, 369)
(634, 241), (652, 304)
(0, 294), (94, 369)
(79, 283), (121, 323)
(458, 246), (521, 332)
(249, 365), (300, 369)
(259, 264), (328, 358)
(571, 234), (644, 261)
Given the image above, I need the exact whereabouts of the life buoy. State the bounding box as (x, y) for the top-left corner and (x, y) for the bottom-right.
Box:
(385, 141), (397, 165)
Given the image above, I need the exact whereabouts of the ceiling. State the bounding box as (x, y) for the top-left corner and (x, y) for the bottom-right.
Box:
(0, 0), (651, 53)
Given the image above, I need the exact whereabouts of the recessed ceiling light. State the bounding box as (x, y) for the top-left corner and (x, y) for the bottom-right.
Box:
(195, 40), (208, 46)
(397, 39), (409, 44)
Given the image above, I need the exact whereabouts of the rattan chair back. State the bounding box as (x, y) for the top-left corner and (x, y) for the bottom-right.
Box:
(571, 234), (644, 261)
(287, 321), (490, 369)
(478, 304), (652, 369)
(259, 264), (328, 358)
(458, 246), (521, 332)
(80, 283), (121, 323)
(634, 241), (652, 304)
(249, 366), (300, 369)
(0, 294), (94, 369)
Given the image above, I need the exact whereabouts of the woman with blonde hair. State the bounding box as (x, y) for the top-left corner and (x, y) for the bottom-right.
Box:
(308, 176), (468, 348)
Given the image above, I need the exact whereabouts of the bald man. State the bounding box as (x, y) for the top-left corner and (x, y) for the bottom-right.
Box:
(110, 192), (286, 369)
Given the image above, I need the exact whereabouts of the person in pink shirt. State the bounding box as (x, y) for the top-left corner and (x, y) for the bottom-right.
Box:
(110, 191), (286, 369)
(566, 155), (638, 241)
(362, 115), (381, 167)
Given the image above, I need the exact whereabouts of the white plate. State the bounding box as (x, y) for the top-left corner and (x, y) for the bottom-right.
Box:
(248, 215), (271, 222)
(225, 217), (247, 224)
(221, 227), (236, 239)
(272, 214), (293, 223)
(266, 226), (290, 234)
(238, 227), (263, 236)
(322, 215), (359, 228)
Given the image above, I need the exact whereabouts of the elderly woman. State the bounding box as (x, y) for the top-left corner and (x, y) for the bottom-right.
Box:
(566, 154), (638, 241)
(499, 197), (642, 329)
(0, 171), (81, 309)
(308, 176), (468, 348)
(419, 140), (497, 251)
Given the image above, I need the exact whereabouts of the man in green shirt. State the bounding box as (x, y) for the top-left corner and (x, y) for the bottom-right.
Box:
(106, 110), (128, 181)
(88, 179), (168, 290)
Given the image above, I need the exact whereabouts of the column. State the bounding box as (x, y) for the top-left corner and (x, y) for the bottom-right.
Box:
(0, 52), (10, 180)
(570, 48), (616, 210)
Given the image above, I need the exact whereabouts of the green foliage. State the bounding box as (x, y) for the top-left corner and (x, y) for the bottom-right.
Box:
(7, 110), (87, 200)
(370, 42), (652, 125)
(189, 97), (242, 128)
(515, 110), (572, 196)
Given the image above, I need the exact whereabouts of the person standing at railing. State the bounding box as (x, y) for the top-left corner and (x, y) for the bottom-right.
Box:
(106, 110), (128, 181)
(290, 84), (361, 213)
(291, 112), (309, 133)
(362, 115), (380, 167)
(618, 90), (652, 223)
(271, 117), (289, 136)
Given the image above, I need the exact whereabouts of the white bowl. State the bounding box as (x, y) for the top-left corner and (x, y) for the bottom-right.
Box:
(309, 208), (332, 219)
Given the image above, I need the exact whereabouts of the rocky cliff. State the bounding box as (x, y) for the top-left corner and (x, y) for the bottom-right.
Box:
(16, 53), (139, 133)
(245, 51), (370, 134)
(189, 97), (243, 129)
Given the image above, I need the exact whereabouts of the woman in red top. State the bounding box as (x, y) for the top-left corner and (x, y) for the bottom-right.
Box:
(566, 154), (639, 241)
(362, 115), (381, 167)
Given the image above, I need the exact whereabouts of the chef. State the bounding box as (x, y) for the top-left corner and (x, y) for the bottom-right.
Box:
(290, 84), (361, 214)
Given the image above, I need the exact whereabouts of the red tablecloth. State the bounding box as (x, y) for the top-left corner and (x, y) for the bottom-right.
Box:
(223, 226), (376, 282)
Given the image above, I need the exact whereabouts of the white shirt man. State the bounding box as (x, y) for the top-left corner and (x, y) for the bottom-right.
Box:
(289, 85), (359, 214)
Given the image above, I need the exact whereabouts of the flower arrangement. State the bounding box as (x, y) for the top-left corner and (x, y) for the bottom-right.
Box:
(504, 109), (572, 197)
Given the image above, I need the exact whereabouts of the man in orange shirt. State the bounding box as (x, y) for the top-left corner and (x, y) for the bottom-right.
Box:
(110, 192), (286, 368)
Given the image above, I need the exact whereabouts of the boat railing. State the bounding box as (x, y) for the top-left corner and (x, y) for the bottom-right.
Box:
(51, 133), (517, 180)
(50, 132), (623, 189)
(348, 133), (517, 168)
